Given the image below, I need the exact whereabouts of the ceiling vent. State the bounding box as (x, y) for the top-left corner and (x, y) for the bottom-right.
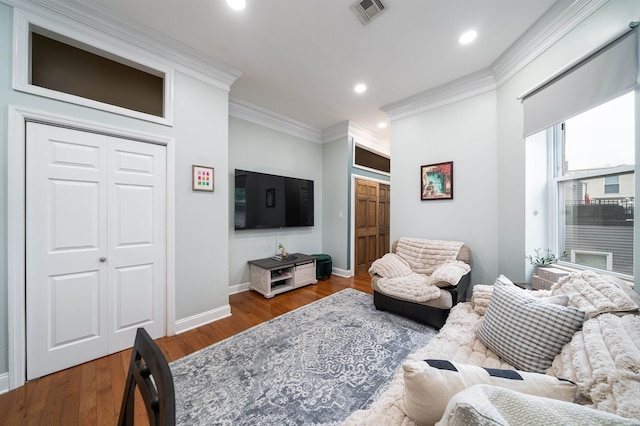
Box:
(351, 0), (388, 25)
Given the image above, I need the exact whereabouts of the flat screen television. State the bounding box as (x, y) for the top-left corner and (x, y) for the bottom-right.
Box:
(234, 169), (314, 230)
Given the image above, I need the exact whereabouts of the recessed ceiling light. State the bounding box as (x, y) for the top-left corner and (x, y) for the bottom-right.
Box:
(378, 122), (387, 129)
(227, 0), (246, 11)
(354, 83), (367, 94)
(459, 30), (477, 45)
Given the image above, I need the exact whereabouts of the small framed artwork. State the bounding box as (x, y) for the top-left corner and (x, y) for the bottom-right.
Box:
(421, 161), (453, 200)
(192, 165), (214, 192)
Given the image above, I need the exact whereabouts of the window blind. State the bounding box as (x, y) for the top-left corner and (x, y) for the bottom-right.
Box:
(520, 24), (638, 137)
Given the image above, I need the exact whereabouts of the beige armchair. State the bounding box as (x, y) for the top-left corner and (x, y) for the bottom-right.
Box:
(369, 238), (471, 329)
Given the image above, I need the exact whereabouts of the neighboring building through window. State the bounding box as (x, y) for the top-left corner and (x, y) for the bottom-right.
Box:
(552, 92), (635, 277)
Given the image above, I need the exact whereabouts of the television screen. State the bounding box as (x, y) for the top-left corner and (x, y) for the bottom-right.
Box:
(234, 169), (314, 230)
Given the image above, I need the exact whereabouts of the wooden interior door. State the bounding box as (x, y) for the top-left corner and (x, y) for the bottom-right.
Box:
(354, 179), (391, 275)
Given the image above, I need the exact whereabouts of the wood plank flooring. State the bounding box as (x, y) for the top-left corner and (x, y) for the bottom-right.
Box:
(0, 274), (373, 425)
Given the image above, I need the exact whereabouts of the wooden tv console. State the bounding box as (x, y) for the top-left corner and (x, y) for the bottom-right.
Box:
(248, 253), (317, 298)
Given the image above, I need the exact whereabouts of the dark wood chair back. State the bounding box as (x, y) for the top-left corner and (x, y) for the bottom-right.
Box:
(118, 328), (175, 426)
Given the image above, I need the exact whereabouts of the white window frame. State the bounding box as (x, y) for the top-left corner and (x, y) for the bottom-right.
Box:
(13, 9), (174, 126)
(549, 124), (635, 280)
(570, 249), (614, 271)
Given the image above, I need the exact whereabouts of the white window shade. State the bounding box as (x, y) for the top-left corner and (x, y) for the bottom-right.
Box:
(521, 26), (638, 137)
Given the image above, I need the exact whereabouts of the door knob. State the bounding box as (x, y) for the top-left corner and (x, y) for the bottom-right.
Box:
(99, 257), (107, 262)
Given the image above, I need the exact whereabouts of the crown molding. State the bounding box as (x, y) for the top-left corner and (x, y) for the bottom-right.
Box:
(322, 121), (350, 143)
(380, 0), (605, 122)
(348, 122), (390, 157)
(321, 121), (390, 157)
(3, 0), (243, 90)
(229, 97), (323, 143)
(491, 0), (608, 86)
(381, 69), (497, 122)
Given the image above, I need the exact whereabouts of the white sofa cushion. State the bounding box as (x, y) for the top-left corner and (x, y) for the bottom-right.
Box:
(403, 360), (577, 426)
(476, 283), (585, 373)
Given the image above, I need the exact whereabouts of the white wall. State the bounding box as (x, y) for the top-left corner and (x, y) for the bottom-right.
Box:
(390, 91), (499, 286)
(228, 117), (323, 287)
(322, 137), (349, 271)
(524, 130), (550, 282)
(172, 72), (230, 320)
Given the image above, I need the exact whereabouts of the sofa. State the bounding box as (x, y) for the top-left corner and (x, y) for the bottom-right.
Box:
(344, 270), (640, 425)
(369, 238), (471, 329)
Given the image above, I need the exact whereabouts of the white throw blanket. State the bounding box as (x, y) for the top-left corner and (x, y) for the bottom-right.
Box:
(395, 238), (464, 275)
(369, 252), (469, 303)
(552, 271), (639, 317)
(376, 273), (442, 303)
(550, 313), (640, 420)
(369, 253), (412, 278)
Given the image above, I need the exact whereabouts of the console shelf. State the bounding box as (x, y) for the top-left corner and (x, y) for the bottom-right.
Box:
(248, 253), (318, 298)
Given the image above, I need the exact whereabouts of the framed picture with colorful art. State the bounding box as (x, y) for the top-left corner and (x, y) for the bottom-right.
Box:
(192, 165), (214, 192)
(421, 161), (453, 200)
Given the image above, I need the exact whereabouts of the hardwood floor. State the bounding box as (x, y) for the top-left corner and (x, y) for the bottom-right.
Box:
(0, 274), (373, 425)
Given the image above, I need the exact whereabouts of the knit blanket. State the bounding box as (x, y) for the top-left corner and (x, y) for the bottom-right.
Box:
(549, 313), (640, 420)
(395, 238), (464, 275)
(376, 273), (443, 303)
(551, 271), (639, 318)
(437, 384), (640, 426)
(369, 253), (412, 278)
(430, 261), (471, 288)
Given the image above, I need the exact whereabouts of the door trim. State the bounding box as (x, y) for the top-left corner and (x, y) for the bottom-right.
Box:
(7, 105), (176, 390)
(350, 173), (391, 277)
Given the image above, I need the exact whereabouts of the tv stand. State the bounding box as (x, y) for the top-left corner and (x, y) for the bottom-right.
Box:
(248, 253), (317, 298)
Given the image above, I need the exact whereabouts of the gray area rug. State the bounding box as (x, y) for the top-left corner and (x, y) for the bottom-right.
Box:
(170, 288), (437, 425)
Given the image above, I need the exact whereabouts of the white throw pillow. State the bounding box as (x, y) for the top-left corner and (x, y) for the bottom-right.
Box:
(403, 359), (577, 426)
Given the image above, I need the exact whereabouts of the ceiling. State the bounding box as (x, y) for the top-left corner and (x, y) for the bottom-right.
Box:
(55, 0), (560, 140)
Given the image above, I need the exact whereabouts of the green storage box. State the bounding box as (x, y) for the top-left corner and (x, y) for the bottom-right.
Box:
(312, 254), (332, 280)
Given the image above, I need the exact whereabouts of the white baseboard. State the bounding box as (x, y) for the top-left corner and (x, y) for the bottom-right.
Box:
(0, 372), (9, 395)
(174, 304), (232, 334)
(332, 267), (352, 278)
(229, 281), (251, 295)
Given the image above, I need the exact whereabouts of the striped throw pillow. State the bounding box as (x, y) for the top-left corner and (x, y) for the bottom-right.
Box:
(476, 284), (585, 373)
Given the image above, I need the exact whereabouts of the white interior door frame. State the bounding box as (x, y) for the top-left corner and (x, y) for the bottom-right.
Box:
(7, 105), (176, 390)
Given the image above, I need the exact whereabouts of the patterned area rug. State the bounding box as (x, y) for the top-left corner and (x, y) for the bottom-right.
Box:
(170, 288), (437, 425)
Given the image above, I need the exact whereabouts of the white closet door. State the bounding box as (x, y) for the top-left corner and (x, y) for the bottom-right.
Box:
(108, 137), (166, 351)
(26, 123), (166, 380)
